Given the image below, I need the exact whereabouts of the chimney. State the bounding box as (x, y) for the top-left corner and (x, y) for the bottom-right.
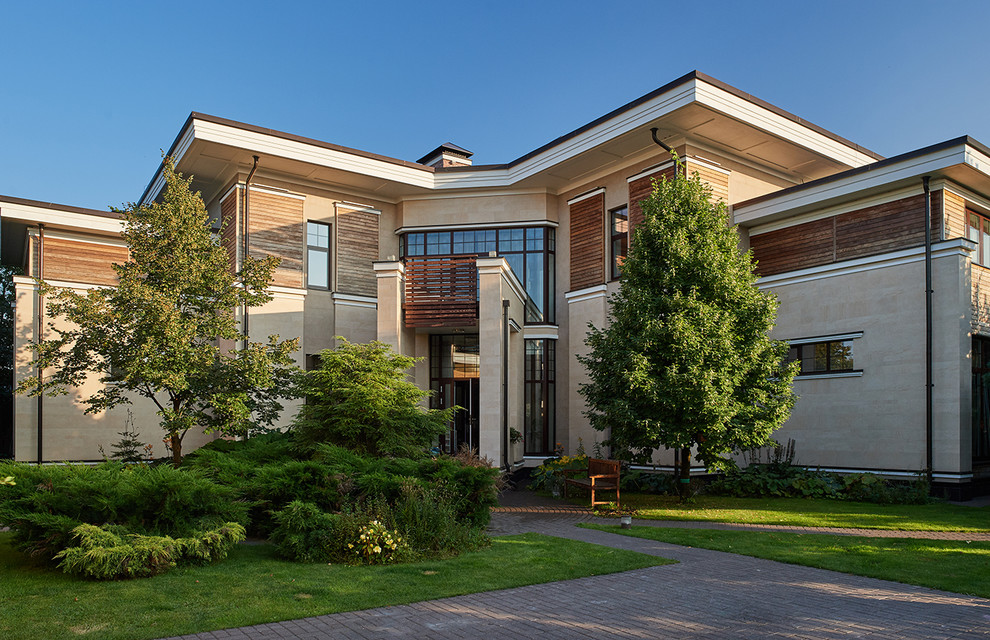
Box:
(417, 142), (473, 168)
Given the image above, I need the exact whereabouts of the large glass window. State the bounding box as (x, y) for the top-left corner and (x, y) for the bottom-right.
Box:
(786, 339), (856, 375)
(610, 206), (628, 280)
(402, 226), (556, 324)
(307, 222), (330, 288)
(524, 339), (556, 455)
(967, 211), (990, 267)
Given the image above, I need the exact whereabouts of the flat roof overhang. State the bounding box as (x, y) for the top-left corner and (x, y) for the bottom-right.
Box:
(733, 137), (990, 228)
(142, 72), (881, 205)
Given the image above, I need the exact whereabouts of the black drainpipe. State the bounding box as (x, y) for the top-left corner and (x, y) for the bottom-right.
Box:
(242, 156), (260, 344)
(36, 223), (45, 465)
(923, 177), (933, 484)
(502, 299), (510, 470)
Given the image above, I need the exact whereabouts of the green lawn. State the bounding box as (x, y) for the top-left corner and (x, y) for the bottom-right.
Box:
(581, 524), (990, 598)
(0, 532), (673, 640)
(617, 494), (990, 532)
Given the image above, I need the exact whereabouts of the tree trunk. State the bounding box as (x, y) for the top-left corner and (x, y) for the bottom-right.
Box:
(678, 446), (691, 501)
(171, 433), (182, 468)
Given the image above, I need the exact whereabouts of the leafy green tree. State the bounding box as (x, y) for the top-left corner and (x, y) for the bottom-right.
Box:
(17, 158), (299, 465)
(293, 339), (451, 457)
(578, 155), (797, 496)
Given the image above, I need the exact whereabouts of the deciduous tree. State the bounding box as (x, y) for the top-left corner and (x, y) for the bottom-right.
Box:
(578, 155), (797, 496)
(18, 158), (299, 465)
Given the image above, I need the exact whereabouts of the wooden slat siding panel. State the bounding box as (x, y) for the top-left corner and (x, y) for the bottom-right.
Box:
(750, 218), (834, 276)
(569, 192), (605, 290)
(943, 190), (967, 239)
(628, 165), (677, 237)
(752, 193), (944, 276)
(220, 190), (238, 274)
(404, 257), (477, 328)
(835, 194), (934, 261)
(248, 190), (304, 288)
(686, 161), (729, 204)
(43, 237), (128, 286)
(337, 210), (379, 297)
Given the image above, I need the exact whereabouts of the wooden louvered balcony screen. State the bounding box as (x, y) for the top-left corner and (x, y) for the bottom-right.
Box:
(404, 256), (479, 328)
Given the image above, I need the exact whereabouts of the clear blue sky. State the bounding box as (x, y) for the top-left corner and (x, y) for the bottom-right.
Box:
(2, 0), (988, 210)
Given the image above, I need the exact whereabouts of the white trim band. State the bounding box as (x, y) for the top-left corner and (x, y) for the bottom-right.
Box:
(565, 284), (608, 304)
(566, 187), (605, 205)
(627, 161), (675, 183)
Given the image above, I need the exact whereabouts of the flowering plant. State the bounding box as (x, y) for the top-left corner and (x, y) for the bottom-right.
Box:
(346, 520), (407, 564)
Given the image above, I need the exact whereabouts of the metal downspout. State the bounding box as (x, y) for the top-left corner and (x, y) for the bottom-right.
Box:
(242, 156), (260, 344)
(502, 298), (510, 470)
(36, 223), (45, 464)
(923, 177), (933, 484)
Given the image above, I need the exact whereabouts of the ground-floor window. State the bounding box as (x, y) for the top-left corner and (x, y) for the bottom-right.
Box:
(972, 337), (990, 463)
(524, 339), (555, 456)
(786, 336), (859, 376)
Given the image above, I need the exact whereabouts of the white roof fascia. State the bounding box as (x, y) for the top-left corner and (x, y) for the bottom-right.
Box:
(0, 201), (122, 234)
(694, 82), (878, 168)
(144, 118), (437, 204)
(734, 144), (971, 226)
(192, 119), (436, 189)
(433, 81), (698, 191)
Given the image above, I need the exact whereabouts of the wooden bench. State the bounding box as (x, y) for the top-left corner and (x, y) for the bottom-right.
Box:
(563, 458), (621, 508)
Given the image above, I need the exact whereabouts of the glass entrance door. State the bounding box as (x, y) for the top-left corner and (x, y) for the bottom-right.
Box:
(430, 335), (480, 454)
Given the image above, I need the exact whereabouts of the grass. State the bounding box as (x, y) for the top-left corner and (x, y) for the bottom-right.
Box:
(0, 531), (673, 640)
(581, 524), (990, 598)
(616, 494), (990, 532)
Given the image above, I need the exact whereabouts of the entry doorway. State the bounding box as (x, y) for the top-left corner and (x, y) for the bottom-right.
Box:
(430, 334), (481, 454)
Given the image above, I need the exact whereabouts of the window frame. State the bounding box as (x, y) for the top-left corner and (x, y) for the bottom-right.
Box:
(306, 221), (331, 290)
(401, 226), (556, 324)
(967, 209), (990, 267)
(609, 205), (628, 281)
(786, 333), (863, 379)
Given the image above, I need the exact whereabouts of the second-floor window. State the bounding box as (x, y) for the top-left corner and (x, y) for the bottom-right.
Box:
(610, 206), (628, 280)
(307, 221), (330, 288)
(967, 211), (990, 267)
(402, 226), (556, 324)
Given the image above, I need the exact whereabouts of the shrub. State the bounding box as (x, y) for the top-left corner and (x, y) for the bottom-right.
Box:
(292, 339), (452, 457)
(348, 520), (407, 565)
(269, 500), (354, 563)
(54, 522), (245, 580)
(621, 469), (676, 495)
(0, 460), (246, 560)
(528, 454), (589, 492)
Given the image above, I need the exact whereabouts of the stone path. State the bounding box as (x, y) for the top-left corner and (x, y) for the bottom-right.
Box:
(160, 492), (990, 640)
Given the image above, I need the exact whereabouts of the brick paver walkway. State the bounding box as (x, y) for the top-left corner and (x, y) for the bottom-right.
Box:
(159, 492), (990, 639)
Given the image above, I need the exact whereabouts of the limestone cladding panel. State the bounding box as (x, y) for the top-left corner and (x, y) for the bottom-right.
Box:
(246, 291), (305, 430)
(768, 249), (969, 474)
(303, 290), (335, 355)
(248, 190), (304, 288)
(564, 291), (608, 455)
(336, 210), (379, 297)
(398, 193), (555, 228)
(685, 160), (729, 204)
(628, 166), (677, 235)
(333, 302), (377, 345)
(221, 190), (238, 272)
(569, 193), (605, 291)
(751, 193), (943, 277)
(39, 236), (128, 286)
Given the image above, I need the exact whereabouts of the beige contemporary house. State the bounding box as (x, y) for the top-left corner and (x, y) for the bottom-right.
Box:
(2, 71), (988, 498)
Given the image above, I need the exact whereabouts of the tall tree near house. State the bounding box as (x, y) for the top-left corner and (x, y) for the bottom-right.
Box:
(17, 158), (300, 465)
(578, 154), (797, 498)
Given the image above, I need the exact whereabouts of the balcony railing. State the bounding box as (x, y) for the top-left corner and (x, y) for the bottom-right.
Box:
(404, 256), (478, 328)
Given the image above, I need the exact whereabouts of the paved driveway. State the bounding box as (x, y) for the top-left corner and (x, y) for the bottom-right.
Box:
(160, 508), (990, 640)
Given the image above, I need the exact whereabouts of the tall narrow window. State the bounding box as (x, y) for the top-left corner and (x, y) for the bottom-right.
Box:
(968, 210), (990, 267)
(610, 206), (628, 280)
(307, 221), (330, 288)
(524, 339), (556, 455)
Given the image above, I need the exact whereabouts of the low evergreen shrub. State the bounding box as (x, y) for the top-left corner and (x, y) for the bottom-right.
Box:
(54, 521), (245, 580)
(0, 460), (246, 561)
